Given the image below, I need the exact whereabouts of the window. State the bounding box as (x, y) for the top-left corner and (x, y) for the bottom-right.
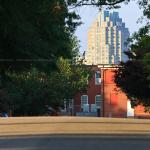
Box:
(97, 22), (99, 27)
(95, 95), (102, 108)
(95, 71), (101, 85)
(91, 104), (97, 112)
(81, 95), (88, 108)
(69, 99), (74, 109)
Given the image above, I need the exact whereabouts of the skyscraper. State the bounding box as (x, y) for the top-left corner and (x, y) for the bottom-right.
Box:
(85, 11), (130, 65)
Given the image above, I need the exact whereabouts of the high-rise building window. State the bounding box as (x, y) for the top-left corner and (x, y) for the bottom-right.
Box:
(95, 71), (101, 85)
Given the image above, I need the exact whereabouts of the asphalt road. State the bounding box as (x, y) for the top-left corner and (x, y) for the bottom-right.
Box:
(0, 135), (150, 150)
(1, 117), (150, 136)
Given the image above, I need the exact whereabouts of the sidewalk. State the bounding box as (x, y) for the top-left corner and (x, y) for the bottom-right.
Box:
(0, 117), (150, 136)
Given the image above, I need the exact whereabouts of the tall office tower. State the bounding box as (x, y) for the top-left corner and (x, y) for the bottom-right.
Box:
(85, 11), (130, 65)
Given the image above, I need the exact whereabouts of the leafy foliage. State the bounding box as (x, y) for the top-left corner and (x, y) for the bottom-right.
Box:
(67, 0), (128, 8)
(0, 57), (91, 116)
(55, 57), (91, 99)
(0, 0), (81, 73)
(115, 25), (150, 108)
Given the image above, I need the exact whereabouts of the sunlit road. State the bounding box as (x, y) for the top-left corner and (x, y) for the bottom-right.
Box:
(1, 117), (150, 136)
(0, 135), (150, 150)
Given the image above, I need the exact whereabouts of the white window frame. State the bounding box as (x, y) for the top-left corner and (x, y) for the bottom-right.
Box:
(95, 71), (101, 85)
(95, 95), (102, 109)
(81, 95), (88, 108)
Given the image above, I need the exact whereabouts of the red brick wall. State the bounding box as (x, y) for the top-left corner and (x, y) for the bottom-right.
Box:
(134, 105), (150, 119)
(102, 69), (127, 118)
(74, 67), (128, 118)
(74, 67), (101, 113)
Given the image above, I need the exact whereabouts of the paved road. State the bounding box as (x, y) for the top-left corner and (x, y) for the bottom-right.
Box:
(1, 117), (150, 136)
(0, 135), (150, 150)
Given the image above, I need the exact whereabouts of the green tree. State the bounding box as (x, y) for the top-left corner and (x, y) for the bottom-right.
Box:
(0, 0), (80, 74)
(3, 68), (48, 116)
(59, 57), (90, 97)
(115, 12), (150, 110)
(1, 57), (91, 116)
(1, 36), (90, 116)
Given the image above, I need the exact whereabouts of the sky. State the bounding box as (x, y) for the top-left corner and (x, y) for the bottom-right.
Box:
(75, 1), (144, 54)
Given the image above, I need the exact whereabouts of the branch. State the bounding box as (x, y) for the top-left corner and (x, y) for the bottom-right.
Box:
(69, 0), (126, 9)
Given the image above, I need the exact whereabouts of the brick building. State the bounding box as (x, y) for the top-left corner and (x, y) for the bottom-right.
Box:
(73, 65), (150, 118)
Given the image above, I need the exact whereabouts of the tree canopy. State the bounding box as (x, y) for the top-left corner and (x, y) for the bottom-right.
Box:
(0, 0), (81, 73)
(67, 0), (127, 8)
(114, 0), (150, 110)
(0, 57), (91, 116)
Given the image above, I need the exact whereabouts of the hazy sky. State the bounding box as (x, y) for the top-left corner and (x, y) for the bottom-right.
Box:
(75, 1), (144, 54)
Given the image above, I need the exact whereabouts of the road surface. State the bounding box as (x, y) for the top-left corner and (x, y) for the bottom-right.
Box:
(0, 135), (150, 150)
(1, 117), (150, 136)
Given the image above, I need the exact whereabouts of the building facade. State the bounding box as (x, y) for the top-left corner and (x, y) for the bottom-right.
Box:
(74, 65), (128, 117)
(74, 65), (150, 118)
(85, 11), (130, 65)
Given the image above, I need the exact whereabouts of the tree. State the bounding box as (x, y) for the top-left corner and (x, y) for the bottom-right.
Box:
(1, 36), (90, 116)
(2, 68), (48, 116)
(59, 57), (90, 96)
(115, 26), (150, 109)
(67, 0), (128, 8)
(0, 0), (81, 74)
(0, 56), (91, 116)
